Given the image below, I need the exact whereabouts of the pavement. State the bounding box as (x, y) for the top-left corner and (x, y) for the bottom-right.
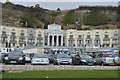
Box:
(0, 63), (119, 71)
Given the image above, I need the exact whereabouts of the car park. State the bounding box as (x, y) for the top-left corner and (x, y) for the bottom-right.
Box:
(72, 54), (96, 66)
(94, 52), (119, 66)
(31, 53), (49, 65)
(4, 51), (25, 65)
(53, 54), (72, 65)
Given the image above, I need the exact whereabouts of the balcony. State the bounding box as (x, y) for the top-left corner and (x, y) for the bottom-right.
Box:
(27, 39), (35, 44)
(1, 39), (8, 42)
(68, 40), (75, 46)
(10, 40), (17, 43)
(19, 40), (26, 44)
(1, 37), (8, 42)
(112, 40), (118, 44)
(103, 41), (110, 44)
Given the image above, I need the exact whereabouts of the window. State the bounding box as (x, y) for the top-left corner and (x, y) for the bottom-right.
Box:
(104, 35), (109, 38)
(69, 35), (73, 39)
(105, 31), (108, 33)
(12, 29), (15, 31)
(96, 32), (99, 34)
(78, 40), (82, 44)
(11, 32), (16, 35)
(87, 32), (90, 34)
(95, 35), (99, 38)
(70, 32), (72, 34)
(86, 35), (91, 39)
(78, 35), (82, 38)
(13, 43), (15, 46)
(97, 54), (103, 58)
(21, 33), (25, 36)
(96, 40), (99, 44)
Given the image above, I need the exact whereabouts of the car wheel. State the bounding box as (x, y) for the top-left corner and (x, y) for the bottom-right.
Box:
(4, 62), (8, 65)
(101, 62), (105, 66)
(22, 62), (25, 65)
(53, 62), (57, 65)
(82, 63), (85, 65)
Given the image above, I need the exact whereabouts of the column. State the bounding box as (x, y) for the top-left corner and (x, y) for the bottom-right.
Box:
(61, 35), (63, 46)
(52, 35), (54, 46)
(48, 35), (49, 46)
(56, 35), (59, 46)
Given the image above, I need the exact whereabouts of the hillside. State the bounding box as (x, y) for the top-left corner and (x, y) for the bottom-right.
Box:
(2, 2), (119, 29)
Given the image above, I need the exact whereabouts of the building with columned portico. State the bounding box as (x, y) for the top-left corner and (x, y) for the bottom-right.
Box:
(44, 24), (66, 46)
(0, 24), (119, 53)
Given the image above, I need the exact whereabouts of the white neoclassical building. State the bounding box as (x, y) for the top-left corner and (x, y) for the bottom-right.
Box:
(44, 24), (66, 46)
(0, 24), (119, 53)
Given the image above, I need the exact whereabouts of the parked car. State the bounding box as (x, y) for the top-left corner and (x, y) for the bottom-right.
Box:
(0, 52), (3, 63)
(4, 51), (25, 65)
(87, 53), (98, 58)
(48, 54), (55, 63)
(72, 54), (95, 66)
(53, 54), (72, 65)
(31, 53), (49, 65)
(25, 54), (31, 62)
(94, 52), (119, 66)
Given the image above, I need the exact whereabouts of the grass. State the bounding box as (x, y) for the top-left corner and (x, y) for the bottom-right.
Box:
(2, 70), (119, 78)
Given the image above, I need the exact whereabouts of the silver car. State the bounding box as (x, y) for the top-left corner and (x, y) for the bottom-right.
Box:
(31, 53), (49, 65)
(0, 52), (3, 63)
(53, 54), (72, 65)
(95, 52), (119, 66)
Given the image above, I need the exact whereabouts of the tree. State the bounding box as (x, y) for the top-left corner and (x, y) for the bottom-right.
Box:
(57, 8), (61, 11)
(83, 10), (109, 26)
(63, 10), (76, 25)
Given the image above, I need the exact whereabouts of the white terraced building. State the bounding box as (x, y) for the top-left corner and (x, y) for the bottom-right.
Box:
(0, 24), (119, 53)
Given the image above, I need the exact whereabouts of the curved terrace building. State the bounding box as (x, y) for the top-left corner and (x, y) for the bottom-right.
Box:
(0, 24), (119, 53)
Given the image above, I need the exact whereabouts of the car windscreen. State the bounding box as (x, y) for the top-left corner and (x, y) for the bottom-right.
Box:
(9, 52), (23, 56)
(33, 54), (48, 58)
(80, 55), (92, 59)
(104, 53), (118, 58)
(57, 54), (70, 58)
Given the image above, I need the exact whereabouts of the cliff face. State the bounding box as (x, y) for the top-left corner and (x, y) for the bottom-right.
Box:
(2, 2), (119, 29)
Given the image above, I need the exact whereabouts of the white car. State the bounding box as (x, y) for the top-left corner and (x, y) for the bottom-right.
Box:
(31, 53), (49, 65)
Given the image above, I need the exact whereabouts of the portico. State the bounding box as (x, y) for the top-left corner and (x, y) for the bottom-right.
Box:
(45, 24), (65, 46)
(48, 34), (63, 46)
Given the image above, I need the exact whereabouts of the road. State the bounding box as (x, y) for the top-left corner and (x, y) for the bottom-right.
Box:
(0, 63), (119, 71)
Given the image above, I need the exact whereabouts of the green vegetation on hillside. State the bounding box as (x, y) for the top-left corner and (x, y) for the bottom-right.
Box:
(2, 2), (119, 29)
(83, 10), (109, 26)
(63, 10), (77, 25)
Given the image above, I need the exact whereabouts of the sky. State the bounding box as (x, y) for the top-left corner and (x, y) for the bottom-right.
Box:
(0, 0), (119, 10)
